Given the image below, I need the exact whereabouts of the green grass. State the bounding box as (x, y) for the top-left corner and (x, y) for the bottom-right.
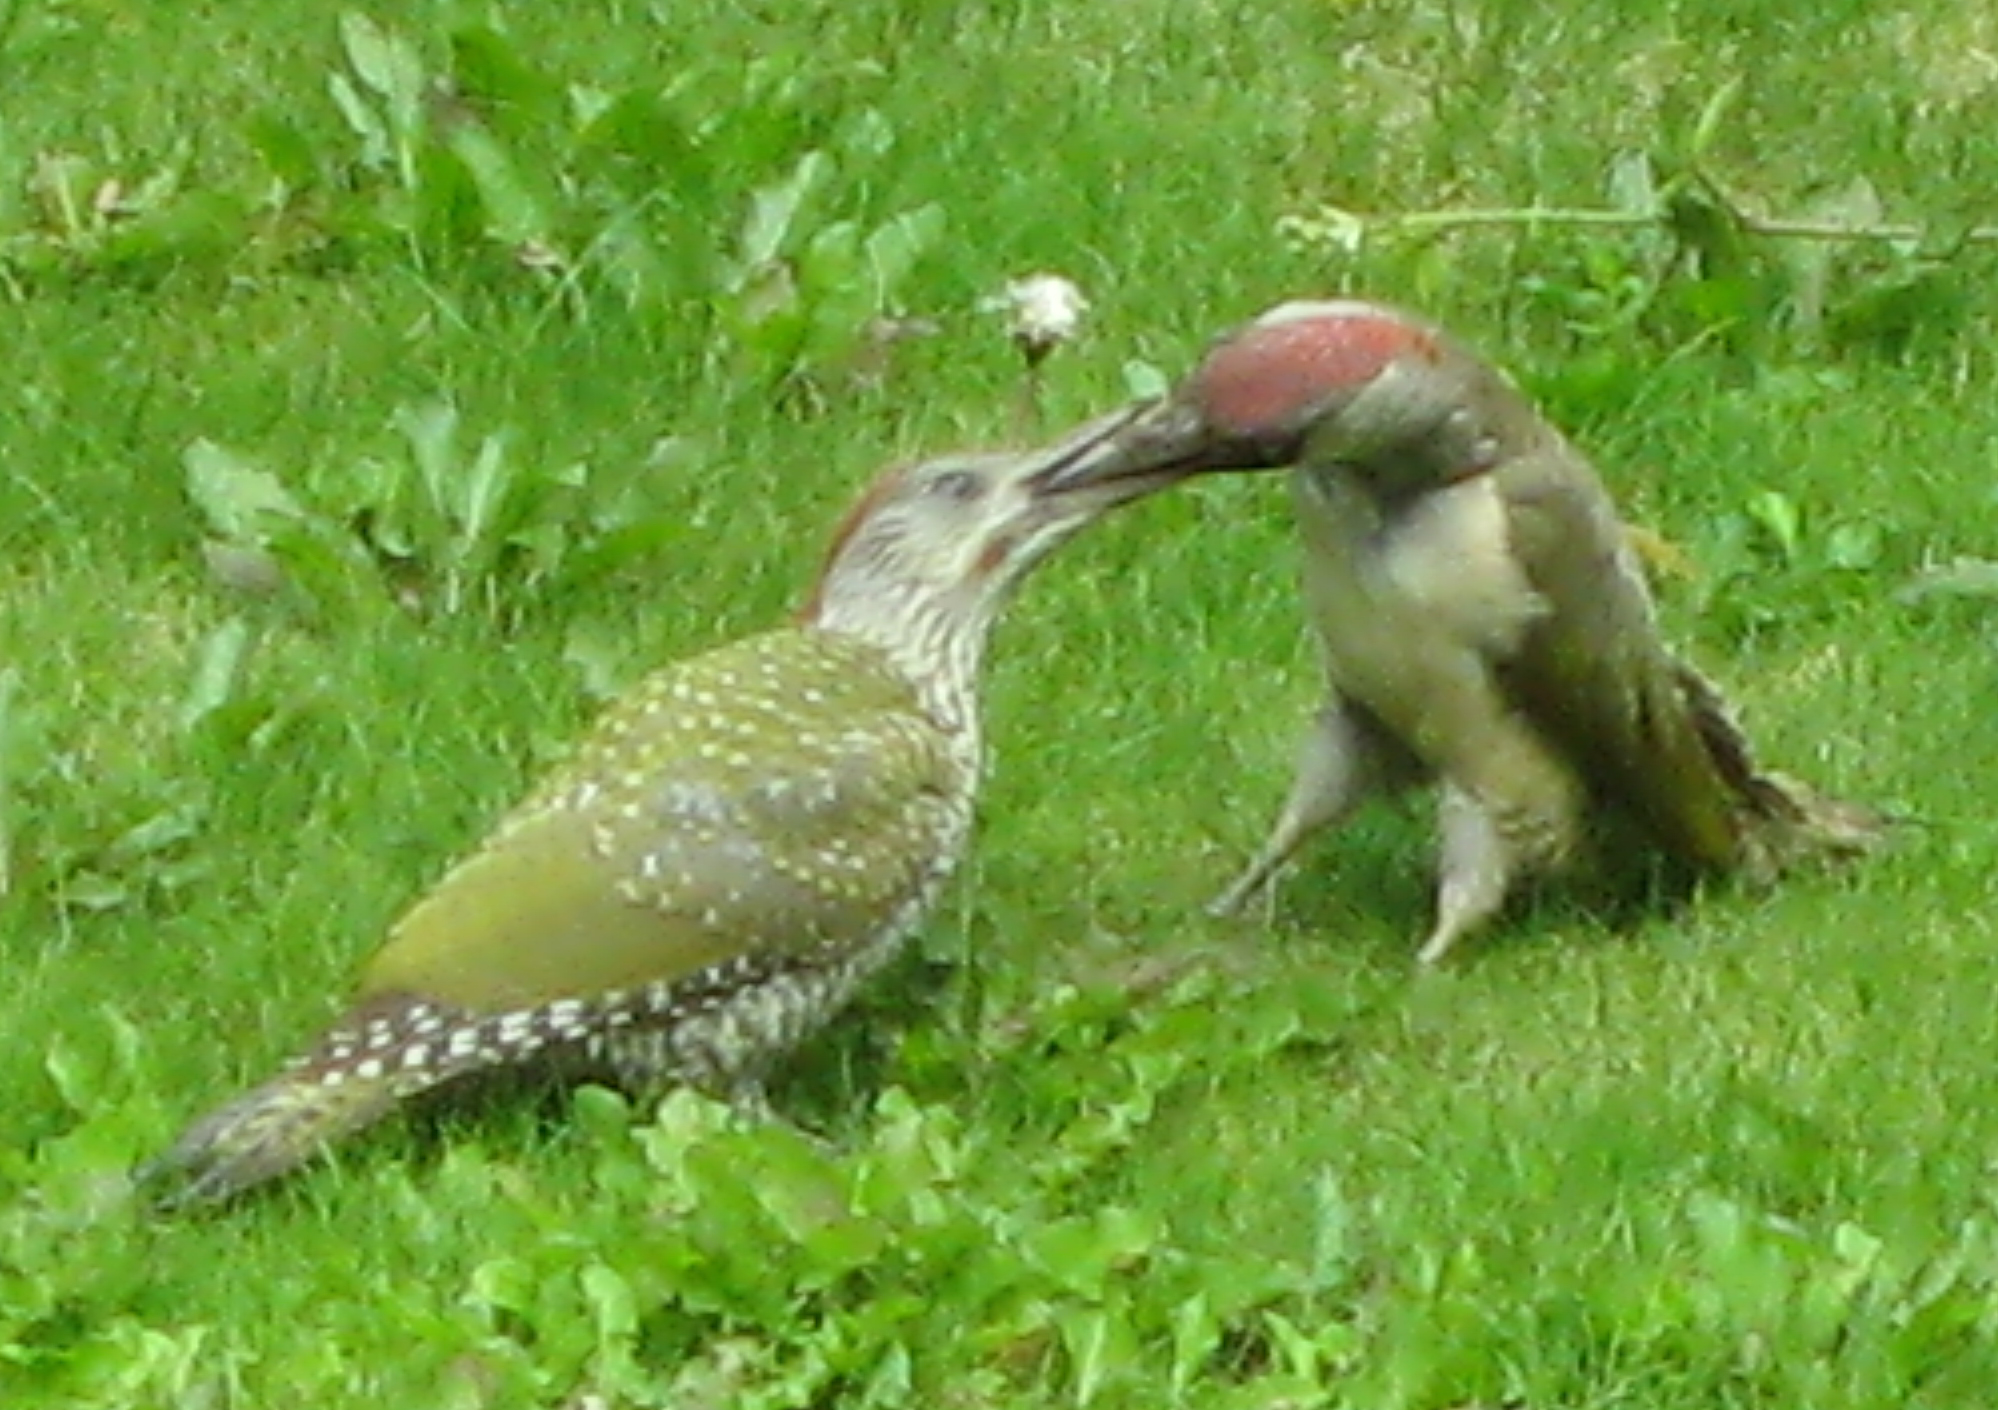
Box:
(5, 0), (1998, 1405)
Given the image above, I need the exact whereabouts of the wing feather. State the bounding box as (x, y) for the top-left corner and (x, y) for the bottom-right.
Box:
(358, 631), (964, 1012)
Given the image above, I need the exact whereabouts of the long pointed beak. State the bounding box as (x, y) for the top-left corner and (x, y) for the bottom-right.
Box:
(1023, 401), (1169, 490)
(1034, 396), (1289, 494)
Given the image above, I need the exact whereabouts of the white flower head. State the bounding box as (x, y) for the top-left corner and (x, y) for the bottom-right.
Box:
(984, 272), (1090, 361)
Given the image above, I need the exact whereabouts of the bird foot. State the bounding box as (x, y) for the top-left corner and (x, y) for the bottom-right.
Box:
(722, 1078), (779, 1127)
(1207, 865), (1283, 920)
(1204, 891), (1247, 920)
(1414, 926), (1466, 967)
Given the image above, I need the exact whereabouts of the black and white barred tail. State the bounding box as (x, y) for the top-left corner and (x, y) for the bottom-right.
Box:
(1673, 659), (1887, 878)
(137, 943), (885, 1210)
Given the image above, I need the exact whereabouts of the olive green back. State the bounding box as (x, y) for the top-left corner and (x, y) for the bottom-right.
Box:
(358, 629), (966, 1013)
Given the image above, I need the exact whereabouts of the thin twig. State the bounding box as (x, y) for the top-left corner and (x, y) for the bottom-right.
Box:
(1336, 205), (1998, 245)
(1740, 215), (1997, 244)
(1375, 207), (1659, 233)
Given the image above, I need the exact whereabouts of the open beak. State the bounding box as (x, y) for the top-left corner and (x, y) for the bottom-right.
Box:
(1033, 395), (1296, 496)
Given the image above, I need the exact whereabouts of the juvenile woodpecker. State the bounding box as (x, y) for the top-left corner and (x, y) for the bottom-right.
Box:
(140, 415), (1183, 1206)
(1051, 299), (1881, 963)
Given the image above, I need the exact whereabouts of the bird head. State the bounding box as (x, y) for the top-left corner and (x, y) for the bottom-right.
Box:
(800, 406), (1191, 651)
(1045, 300), (1516, 498)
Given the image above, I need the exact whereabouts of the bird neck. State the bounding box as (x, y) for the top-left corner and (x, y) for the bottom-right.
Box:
(808, 587), (994, 742)
(1314, 354), (1530, 495)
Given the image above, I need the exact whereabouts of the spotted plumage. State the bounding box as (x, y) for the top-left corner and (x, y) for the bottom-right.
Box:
(139, 417), (1190, 1207)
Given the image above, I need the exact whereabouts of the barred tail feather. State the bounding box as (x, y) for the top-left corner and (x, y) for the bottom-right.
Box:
(1672, 659), (1888, 879)
(1672, 658), (1763, 799)
(138, 947), (871, 1209)
(1738, 770), (1890, 879)
(137, 1068), (405, 1210)
(136, 990), (560, 1210)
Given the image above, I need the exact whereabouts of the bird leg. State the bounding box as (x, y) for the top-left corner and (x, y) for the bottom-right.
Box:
(1420, 787), (1515, 965)
(718, 1075), (780, 1126)
(1209, 698), (1412, 917)
(1421, 721), (1583, 964)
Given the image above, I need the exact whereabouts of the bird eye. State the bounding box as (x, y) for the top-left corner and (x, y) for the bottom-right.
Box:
(927, 469), (985, 503)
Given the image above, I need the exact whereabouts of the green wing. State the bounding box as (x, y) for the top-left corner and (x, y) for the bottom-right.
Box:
(357, 630), (964, 1013)
(1495, 440), (1747, 871)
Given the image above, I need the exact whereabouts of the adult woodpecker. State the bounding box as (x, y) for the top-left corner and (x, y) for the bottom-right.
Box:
(1049, 299), (1881, 963)
(139, 413), (1185, 1207)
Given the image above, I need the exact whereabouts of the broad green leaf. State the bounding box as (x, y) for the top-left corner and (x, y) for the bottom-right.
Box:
(1664, 183), (1750, 283)
(1606, 147), (1660, 216)
(1687, 76), (1742, 168)
(182, 439), (306, 543)
(177, 617), (254, 735)
(1831, 1219), (1884, 1279)
(549, 518), (681, 598)
(405, 137), (482, 254)
(590, 205), (675, 311)
(1022, 1207), (1157, 1297)
(29, 150), (96, 239)
(326, 71), (390, 169)
(738, 149), (833, 273)
(1168, 1293), (1220, 1396)
(836, 106), (896, 161)
(453, 432), (520, 566)
(338, 11), (399, 97)
(856, 1340), (913, 1406)
(244, 111), (320, 191)
(1260, 1309), (1325, 1379)
(727, 275), (810, 372)
(394, 400), (461, 521)
(570, 1084), (633, 1141)
(97, 189), (253, 280)
(1782, 176), (1884, 338)
(574, 87), (716, 203)
(266, 516), (390, 621)
(1826, 266), (1968, 356)
(504, 520), (573, 584)
(1307, 1168), (1355, 1290)
(444, 120), (552, 247)
(58, 870), (131, 912)
(1745, 489), (1803, 564)
(339, 11), (425, 134)
(1824, 521), (1883, 571)
(797, 219), (877, 366)
(580, 1262), (639, 1343)
(466, 1256), (536, 1315)
(862, 202), (944, 302)
(108, 802), (205, 863)
(799, 218), (863, 283)
(44, 1033), (105, 1111)
(1060, 1306), (1140, 1407)
(568, 80), (615, 129)
(201, 541), (285, 598)
(1121, 360), (1169, 400)
(448, 23), (565, 135)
